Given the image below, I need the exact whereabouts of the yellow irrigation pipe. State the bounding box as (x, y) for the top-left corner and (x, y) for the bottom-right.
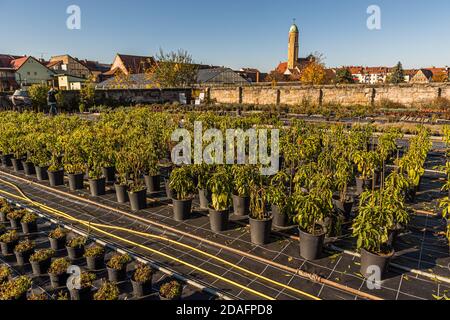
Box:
(0, 179), (322, 301)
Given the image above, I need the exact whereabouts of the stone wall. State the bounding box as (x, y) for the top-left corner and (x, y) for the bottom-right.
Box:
(205, 83), (450, 107)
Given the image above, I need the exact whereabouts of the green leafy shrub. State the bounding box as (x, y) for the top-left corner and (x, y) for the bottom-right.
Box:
(48, 227), (67, 240)
(48, 258), (70, 275)
(0, 276), (32, 300)
(21, 212), (38, 224)
(159, 280), (182, 299)
(66, 236), (87, 248)
(29, 249), (55, 263)
(93, 281), (119, 300)
(0, 230), (18, 244)
(14, 240), (35, 253)
(133, 264), (153, 283)
(107, 253), (131, 270)
(0, 265), (11, 284)
(83, 245), (105, 258)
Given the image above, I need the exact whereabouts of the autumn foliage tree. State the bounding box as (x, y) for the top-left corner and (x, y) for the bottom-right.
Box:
(432, 70), (449, 83)
(300, 61), (327, 85)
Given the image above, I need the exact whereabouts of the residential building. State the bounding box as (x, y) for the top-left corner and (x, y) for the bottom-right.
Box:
(56, 74), (87, 90)
(238, 68), (267, 83)
(0, 54), (21, 91)
(103, 54), (155, 77)
(47, 55), (92, 79)
(12, 56), (54, 87)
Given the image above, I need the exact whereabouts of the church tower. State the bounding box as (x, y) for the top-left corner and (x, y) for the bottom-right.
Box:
(287, 20), (299, 69)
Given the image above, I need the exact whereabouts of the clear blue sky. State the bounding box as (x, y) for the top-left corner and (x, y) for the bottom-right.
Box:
(1, 0), (450, 72)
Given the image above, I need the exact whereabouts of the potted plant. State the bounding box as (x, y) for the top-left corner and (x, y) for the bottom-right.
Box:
(0, 200), (12, 222)
(6, 209), (26, 230)
(0, 230), (19, 255)
(352, 150), (378, 195)
(159, 279), (182, 300)
(29, 249), (55, 276)
(20, 212), (38, 234)
(28, 293), (48, 300)
(93, 281), (120, 300)
(28, 133), (51, 181)
(106, 253), (131, 282)
(48, 154), (64, 187)
(0, 265), (11, 284)
(232, 165), (257, 216)
(126, 138), (148, 211)
(267, 171), (292, 228)
(143, 147), (161, 193)
(114, 149), (130, 203)
(352, 190), (394, 279)
(169, 166), (195, 221)
(131, 263), (153, 298)
(207, 167), (232, 232)
(249, 181), (272, 245)
(48, 227), (68, 250)
(193, 164), (212, 209)
(66, 236), (87, 260)
(13, 240), (35, 266)
(332, 157), (355, 220)
(88, 168), (106, 197)
(0, 276), (32, 300)
(84, 245), (105, 271)
(48, 258), (70, 289)
(69, 272), (96, 300)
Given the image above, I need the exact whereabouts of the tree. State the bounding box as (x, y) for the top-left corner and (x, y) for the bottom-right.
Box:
(265, 71), (286, 84)
(387, 62), (405, 84)
(432, 70), (449, 83)
(335, 68), (354, 84)
(146, 49), (198, 88)
(300, 61), (327, 85)
(79, 78), (96, 113)
(28, 84), (49, 112)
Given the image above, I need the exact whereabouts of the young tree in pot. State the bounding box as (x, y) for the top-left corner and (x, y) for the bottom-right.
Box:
(333, 157), (355, 220)
(352, 190), (394, 279)
(9, 126), (27, 172)
(69, 272), (96, 300)
(143, 146), (161, 194)
(47, 141), (65, 187)
(65, 236), (86, 260)
(14, 240), (35, 266)
(114, 148), (130, 203)
(207, 167), (232, 233)
(93, 281), (120, 300)
(231, 165), (258, 217)
(0, 230), (19, 255)
(48, 227), (68, 250)
(169, 166), (195, 221)
(267, 171), (292, 228)
(126, 137), (148, 211)
(131, 263), (154, 298)
(0, 265), (11, 284)
(29, 249), (56, 276)
(0, 276), (32, 300)
(352, 150), (378, 195)
(20, 212), (38, 235)
(61, 129), (87, 191)
(192, 164), (212, 209)
(106, 253), (131, 283)
(249, 180), (272, 245)
(29, 132), (51, 181)
(159, 279), (183, 300)
(81, 129), (107, 196)
(84, 245), (105, 271)
(6, 209), (26, 229)
(293, 185), (333, 261)
(48, 258), (70, 289)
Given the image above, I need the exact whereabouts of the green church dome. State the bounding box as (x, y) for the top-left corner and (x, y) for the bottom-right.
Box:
(289, 23), (299, 33)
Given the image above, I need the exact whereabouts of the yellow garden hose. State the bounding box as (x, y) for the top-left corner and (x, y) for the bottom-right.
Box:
(0, 178), (322, 300)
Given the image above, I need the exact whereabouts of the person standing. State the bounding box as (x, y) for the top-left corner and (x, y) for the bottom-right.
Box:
(47, 87), (58, 116)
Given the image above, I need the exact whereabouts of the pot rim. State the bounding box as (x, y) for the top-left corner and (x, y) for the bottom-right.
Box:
(298, 226), (326, 237)
(249, 215), (273, 222)
(360, 248), (395, 258)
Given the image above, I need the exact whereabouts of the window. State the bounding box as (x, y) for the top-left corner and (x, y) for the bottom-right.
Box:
(34, 72), (37, 76)
(27, 72), (31, 76)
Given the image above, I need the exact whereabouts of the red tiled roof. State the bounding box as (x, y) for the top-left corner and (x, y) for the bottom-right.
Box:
(47, 60), (62, 68)
(0, 54), (24, 68)
(276, 62), (288, 74)
(10, 56), (29, 70)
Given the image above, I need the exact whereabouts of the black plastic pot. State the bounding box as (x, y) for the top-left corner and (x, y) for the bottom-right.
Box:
(49, 273), (69, 289)
(86, 255), (105, 271)
(88, 178), (106, 196)
(356, 177), (372, 195)
(68, 173), (84, 191)
(35, 166), (49, 181)
(298, 228), (325, 261)
(21, 221), (38, 234)
(66, 246), (85, 260)
(144, 174), (161, 193)
(131, 279), (153, 298)
(360, 248), (394, 279)
(332, 195), (354, 220)
(172, 198), (192, 221)
(209, 208), (229, 233)
(232, 195), (250, 216)
(1, 240), (18, 255)
(249, 216), (273, 245)
(1, 154), (13, 167)
(406, 186), (418, 203)
(14, 249), (34, 266)
(102, 166), (116, 183)
(49, 237), (66, 251)
(198, 189), (211, 209)
(271, 205), (290, 228)
(107, 266), (127, 282)
(31, 258), (52, 276)
(114, 184), (129, 203)
(11, 158), (24, 172)
(387, 225), (403, 248)
(70, 287), (92, 300)
(9, 217), (21, 230)
(128, 188), (147, 211)
(22, 161), (35, 176)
